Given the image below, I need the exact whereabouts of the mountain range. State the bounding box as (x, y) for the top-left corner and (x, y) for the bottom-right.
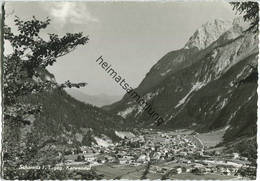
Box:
(66, 89), (122, 107)
(13, 17), (258, 162)
(104, 17), (258, 153)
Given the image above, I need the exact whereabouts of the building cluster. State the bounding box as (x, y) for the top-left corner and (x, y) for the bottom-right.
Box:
(61, 129), (255, 178)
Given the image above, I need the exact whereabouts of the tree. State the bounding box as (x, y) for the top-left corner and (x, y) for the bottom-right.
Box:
(3, 16), (88, 125)
(230, 2), (259, 32)
(3, 16), (88, 179)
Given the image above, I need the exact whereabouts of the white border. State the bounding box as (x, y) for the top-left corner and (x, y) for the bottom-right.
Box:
(0, 1), (259, 181)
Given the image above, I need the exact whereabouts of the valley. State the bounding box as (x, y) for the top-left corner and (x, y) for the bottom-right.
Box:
(42, 129), (255, 180)
(3, 8), (258, 180)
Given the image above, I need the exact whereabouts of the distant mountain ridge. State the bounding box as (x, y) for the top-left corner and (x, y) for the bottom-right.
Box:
(66, 89), (122, 107)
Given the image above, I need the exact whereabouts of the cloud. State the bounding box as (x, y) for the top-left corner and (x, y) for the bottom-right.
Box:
(47, 2), (99, 26)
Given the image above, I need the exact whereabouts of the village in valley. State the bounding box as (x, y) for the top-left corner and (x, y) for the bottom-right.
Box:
(54, 129), (256, 180)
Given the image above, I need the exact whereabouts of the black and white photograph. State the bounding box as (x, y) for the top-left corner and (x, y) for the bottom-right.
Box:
(1, 0), (259, 180)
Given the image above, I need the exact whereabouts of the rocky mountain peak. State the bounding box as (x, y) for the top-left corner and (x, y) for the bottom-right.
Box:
(184, 19), (232, 50)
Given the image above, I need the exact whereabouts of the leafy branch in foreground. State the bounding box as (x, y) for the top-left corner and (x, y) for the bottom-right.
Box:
(230, 2), (259, 32)
(3, 16), (88, 124)
(3, 16), (88, 179)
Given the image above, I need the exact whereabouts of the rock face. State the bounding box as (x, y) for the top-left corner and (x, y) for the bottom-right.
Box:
(105, 17), (258, 143)
(184, 19), (233, 50)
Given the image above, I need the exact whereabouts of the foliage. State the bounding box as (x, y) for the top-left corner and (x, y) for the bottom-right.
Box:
(3, 16), (87, 123)
(3, 16), (88, 179)
(230, 2), (259, 32)
(4, 167), (103, 180)
(235, 137), (257, 165)
(236, 166), (256, 179)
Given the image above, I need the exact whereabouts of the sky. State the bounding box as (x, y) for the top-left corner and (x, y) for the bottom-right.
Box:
(4, 1), (237, 96)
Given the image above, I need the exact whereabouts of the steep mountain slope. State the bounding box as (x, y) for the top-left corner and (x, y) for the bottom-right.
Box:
(134, 19), (234, 95)
(23, 89), (124, 142)
(106, 17), (258, 145)
(3, 64), (127, 176)
(10, 69), (125, 158)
